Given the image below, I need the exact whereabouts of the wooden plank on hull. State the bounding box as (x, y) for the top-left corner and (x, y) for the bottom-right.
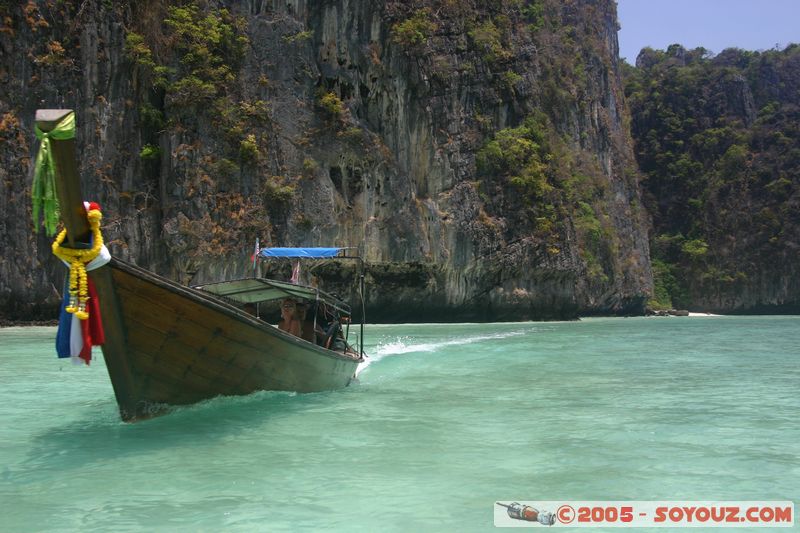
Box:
(125, 321), (247, 399)
(159, 336), (244, 391)
(163, 317), (216, 352)
(132, 349), (217, 395)
(135, 373), (209, 406)
(116, 290), (179, 336)
(124, 317), (167, 357)
(91, 265), (141, 419)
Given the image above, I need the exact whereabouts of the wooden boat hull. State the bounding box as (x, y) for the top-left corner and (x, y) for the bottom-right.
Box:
(33, 109), (361, 422)
(90, 258), (361, 422)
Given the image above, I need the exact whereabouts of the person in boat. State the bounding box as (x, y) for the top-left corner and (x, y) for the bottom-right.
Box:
(279, 298), (319, 343)
(312, 301), (347, 351)
(296, 301), (318, 344)
(278, 299), (304, 338)
(307, 301), (326, 344)
(324, 319), (347, 351)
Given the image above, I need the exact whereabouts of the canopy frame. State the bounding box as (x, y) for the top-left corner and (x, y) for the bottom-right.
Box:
(194, 278), (351, 315)
(252, 245), (366, 357)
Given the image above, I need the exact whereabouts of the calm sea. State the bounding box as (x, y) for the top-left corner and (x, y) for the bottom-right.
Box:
(1, 316), (797, 532)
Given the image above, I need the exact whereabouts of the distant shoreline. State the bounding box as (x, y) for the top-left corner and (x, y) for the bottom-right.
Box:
(6, 314), (800, 329)
(0, 319), (58, 328)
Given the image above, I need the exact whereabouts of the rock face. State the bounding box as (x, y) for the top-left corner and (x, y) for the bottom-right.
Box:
(0, 0), (651, 322)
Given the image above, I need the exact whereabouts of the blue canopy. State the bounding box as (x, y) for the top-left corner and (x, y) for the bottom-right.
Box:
(258, 247), (342, 259)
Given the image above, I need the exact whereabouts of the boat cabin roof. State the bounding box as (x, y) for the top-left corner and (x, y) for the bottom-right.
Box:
(194, 278), (350, 314)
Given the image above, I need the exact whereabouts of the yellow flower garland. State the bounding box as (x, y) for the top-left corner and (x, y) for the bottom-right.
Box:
(52, 207), (104, 321)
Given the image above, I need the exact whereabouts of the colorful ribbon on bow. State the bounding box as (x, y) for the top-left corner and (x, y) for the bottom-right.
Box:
(33, 111), (75, 236)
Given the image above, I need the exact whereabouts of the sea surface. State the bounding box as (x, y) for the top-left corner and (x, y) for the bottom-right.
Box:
(0, 316), (798, 532)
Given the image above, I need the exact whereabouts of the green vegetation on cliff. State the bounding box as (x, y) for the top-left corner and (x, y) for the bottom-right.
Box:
(625, 44), (800, 311)
(122, 3), (275, 268)
(385, 0), (648, 308)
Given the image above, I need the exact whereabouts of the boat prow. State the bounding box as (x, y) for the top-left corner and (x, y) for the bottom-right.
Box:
(34, 109), (366, 422)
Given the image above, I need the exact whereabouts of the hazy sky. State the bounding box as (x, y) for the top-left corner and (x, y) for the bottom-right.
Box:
(616, 0), (800, 63)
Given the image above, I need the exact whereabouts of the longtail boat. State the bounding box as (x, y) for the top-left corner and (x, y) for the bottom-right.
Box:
(35, 109), (365, 422)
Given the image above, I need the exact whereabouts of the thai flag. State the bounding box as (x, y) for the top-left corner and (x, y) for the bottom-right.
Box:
(55, 277), (105, 365)
(251, 237), (259, 269)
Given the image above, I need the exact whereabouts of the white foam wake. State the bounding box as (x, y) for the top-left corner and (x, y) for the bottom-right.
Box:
(354, 330), (526, 377)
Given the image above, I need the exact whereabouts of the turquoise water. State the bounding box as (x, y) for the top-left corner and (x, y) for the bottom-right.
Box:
(0, 316), (798, 532)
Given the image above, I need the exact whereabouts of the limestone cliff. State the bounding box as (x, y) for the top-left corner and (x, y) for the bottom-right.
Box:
(0, 0), (651, 322)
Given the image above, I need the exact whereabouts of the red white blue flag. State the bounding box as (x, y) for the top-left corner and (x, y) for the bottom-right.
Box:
(55, 277), (105, 365)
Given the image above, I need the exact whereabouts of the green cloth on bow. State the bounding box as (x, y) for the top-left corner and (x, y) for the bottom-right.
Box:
(33, 111), (76, 235)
